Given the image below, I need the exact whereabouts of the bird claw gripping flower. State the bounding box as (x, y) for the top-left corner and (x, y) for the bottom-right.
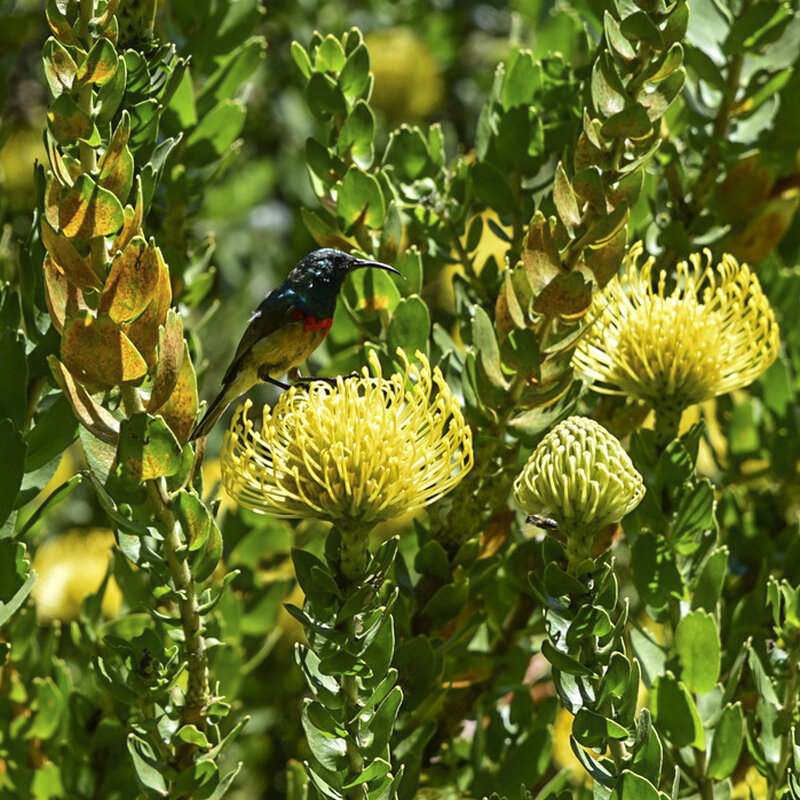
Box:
(573, 242), (780, 442)
(221, 349), (473, 581)
(514, 416), (644, 573)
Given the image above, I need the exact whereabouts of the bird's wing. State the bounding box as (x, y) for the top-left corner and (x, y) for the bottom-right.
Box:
(222, 288), (296, 385)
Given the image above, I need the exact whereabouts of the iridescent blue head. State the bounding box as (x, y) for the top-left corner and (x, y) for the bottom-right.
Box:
(287, 248), (402, 317)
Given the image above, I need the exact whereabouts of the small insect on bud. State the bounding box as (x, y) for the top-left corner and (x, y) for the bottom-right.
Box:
(526, 514), (559, 531)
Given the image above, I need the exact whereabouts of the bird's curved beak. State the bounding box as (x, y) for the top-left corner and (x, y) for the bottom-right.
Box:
(350, 257), (404, 277)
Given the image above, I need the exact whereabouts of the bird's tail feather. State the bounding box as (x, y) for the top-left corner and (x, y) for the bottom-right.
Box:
(190, 383), (239, 440)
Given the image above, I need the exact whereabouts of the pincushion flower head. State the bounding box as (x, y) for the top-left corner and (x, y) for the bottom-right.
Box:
(573, 243), (779, 439)
(514, 417), (644, 572)
(221, 349), (473, 579)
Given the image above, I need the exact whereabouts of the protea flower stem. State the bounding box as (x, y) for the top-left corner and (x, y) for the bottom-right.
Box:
(340, 522), (371, 582)
(655, 402), (684, 451)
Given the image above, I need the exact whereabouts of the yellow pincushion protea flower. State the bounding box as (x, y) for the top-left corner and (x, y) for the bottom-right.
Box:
(514, 417), (644, 571)
(221, 349), (473, 579)
(573, 243), (779, 440)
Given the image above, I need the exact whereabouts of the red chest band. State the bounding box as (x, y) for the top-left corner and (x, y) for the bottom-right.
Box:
(292, 311), (333, 333)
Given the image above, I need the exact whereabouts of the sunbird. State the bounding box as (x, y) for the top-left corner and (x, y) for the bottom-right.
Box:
(190, 248), (401, 440)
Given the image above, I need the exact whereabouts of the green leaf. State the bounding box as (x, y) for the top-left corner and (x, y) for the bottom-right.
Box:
(384, 126), (430, 183)
(471, 162), (519, 217)
(173, 724), (210, 749)
(0, 330), (27, 430)
(31, 761), (64, 800)
(675, 610), (720, 694)
(315, 34), (346, 72)
(472, 305), (508, 389)
(707, 702), (744, 779)
(672, 479), (715, 546)
(566, 606), (613, 650)
(290, 41), (312, 79)
(127, 734), (168, 796)
(724, 2), (793, 54)
(342, 758), (391, 789)
(177, 490), (212, 551)
(336, 167), (385, 231)
(338, 101), (375, 161)
(197, 36), (266, 116)
(301, 702), (348, 772)
(653, 672), (705, 749)
(620, 11), (665, 50)
(24, 395), (78, 474)
(184, 100), (246, 164)
(0, 421), (26, 528)
(388, 295), (430, 358)
(95, 56), (127, 125)
(28, 677), (65, 739)
(541, 640), (596, 678)
(631, 532), (684, 608)
(503, 49), (539, 108)
(117, 413), (183, 482)
(77, 37), (118, 85)
(339, 43), (370, 98)
(572, 709), (628, 749)
(604, 12), (637, 61)
(306, 71), (347, 121)
(296, 645), (344, 710)
(394, 247), (423, 295)
(619, 770), (659, 800)
(192, 519), (222, 583)
(692, 547), (728, 612)
(363, 686), (403, 760)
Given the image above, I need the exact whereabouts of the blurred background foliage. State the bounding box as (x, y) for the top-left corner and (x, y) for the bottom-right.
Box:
(1, 0), (800, 798)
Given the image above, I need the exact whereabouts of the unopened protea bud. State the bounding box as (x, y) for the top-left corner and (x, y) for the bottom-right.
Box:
(514, 417), (644, 572)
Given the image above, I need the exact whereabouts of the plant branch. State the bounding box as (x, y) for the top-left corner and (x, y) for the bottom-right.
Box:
(121, 384), (210, 768)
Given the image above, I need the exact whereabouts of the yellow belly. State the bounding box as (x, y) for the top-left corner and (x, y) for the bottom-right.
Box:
(242, 320), (328, 381)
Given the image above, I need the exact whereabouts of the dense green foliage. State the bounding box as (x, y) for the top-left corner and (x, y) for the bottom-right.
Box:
(1, 0), (800, 799)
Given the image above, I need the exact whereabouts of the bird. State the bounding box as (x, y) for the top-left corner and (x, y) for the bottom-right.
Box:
(190, 248), (402, 440)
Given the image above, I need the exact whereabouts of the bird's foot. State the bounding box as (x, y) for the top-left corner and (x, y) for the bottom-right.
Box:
(257, 367), (290, 390)
(291, 372), (359, 386)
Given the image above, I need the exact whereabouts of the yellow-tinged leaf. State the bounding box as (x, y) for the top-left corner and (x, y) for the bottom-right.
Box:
(157, 341), (198, 444)
(44, 175), (62, 229)
(117, 413), (182, 481)
(61, 311), (148, 388)
(40, 218), (103, 290)
(59, 174), (125, 239)
(532, 271), (593, 319)
(98, 111), (131, 172)
(124, 247), (171, 368)
(48, 355), (120, 444)
(98, 144), (134, 202)
(98, 113), (134, 202)
(43, 255), (88, 333)
(146, 310), (185, 413)
(77, 38), (118, 85)
(495, 270), (526, 341)
(98, 238), (160, 323)
(112, 178), (143, 254)
(47, 94), (100, 145)
(523, 212), (562, 293)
